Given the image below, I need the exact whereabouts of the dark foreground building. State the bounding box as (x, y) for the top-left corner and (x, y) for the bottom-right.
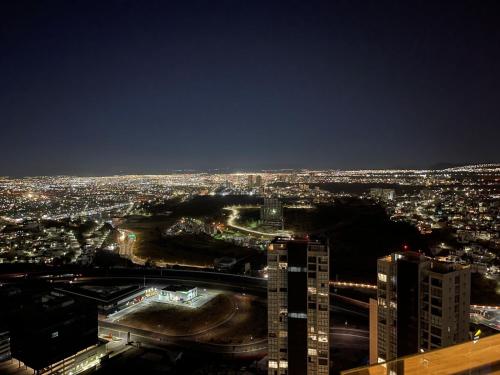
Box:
(57, 284), (148, 314)
(375, 251), (470, 366)
(1, 286), (106, 375)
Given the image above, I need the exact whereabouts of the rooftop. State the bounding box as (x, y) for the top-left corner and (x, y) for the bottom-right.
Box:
(429, 260), (470, 274)
(56, 284), (143, 303)
(162, 284), (196, 293)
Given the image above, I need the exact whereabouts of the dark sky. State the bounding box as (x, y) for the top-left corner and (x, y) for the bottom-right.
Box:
(1, 0), (499, 176)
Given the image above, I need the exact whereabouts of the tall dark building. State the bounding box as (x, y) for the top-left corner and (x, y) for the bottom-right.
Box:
(1, 286), (105, 374)
(375, 251), (471, 364)
(248, 174), (255, 188)
(255, 175), (263, 187)
(267, 237), (330, 375)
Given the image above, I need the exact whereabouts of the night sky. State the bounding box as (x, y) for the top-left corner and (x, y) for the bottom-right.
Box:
(1, 1), (499, 176)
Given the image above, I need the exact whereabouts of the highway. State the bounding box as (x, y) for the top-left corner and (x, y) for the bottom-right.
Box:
(331, 281), (377, 290)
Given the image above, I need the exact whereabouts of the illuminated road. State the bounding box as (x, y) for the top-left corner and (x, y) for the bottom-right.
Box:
(223, 206), (292, 237)
(331, 281), (377, 290)
(117, 229), (151, 266)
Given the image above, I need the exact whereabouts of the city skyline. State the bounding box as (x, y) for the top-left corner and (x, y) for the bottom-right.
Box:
(1, 1), (499, 374)
(0, 160), (498, 374)
(1, 163), (499, 178)
(1, 0), (500, 176)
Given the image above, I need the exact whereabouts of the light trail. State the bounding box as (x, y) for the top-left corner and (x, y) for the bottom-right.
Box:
(223, 206), (292, 237)
(330, 281), (377, 289)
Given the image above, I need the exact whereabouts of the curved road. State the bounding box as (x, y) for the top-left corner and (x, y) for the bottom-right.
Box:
(69, 274), (369, 355)
(2, 269), (371, 354)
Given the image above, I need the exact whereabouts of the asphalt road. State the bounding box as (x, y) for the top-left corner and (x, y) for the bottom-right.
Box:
(99, 321), (267, 356)
(331, 327), (369, 350)
(2, 268), (371, 353)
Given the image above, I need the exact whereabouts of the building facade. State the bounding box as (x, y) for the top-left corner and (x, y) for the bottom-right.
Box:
(267, 237), (330, 375)
(159, 285), (198, 302)
(0, 286), (103, 375)
(261, 198), (284, 230)
(369, 188), (395, 202)
(376, 251), (470, 364)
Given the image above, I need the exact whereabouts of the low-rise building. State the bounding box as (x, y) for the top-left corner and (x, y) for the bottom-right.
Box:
(159, 285), (198, 302)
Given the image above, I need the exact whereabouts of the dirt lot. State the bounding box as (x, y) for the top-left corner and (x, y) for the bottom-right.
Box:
(117, 293), (267, 344)
(195, 294), (267, 345)
(118, 294), (234, 335)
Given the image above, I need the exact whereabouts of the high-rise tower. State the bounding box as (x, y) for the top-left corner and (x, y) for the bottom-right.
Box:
(375, 251), (470, 364)
(267, 237), (330, 375)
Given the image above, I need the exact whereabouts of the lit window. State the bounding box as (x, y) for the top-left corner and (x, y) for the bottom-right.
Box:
(308, 348), (317, 356)
(288, 266), (306, 272)
(279, 331), (287, 338)
(318, 335), (328, 343)
(378, 357), (385, 363)
(269, 360), (278, 368)
(378, 273), (387, 282)
(279, 360), (288, 368)
(289, 312), (307, 319)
